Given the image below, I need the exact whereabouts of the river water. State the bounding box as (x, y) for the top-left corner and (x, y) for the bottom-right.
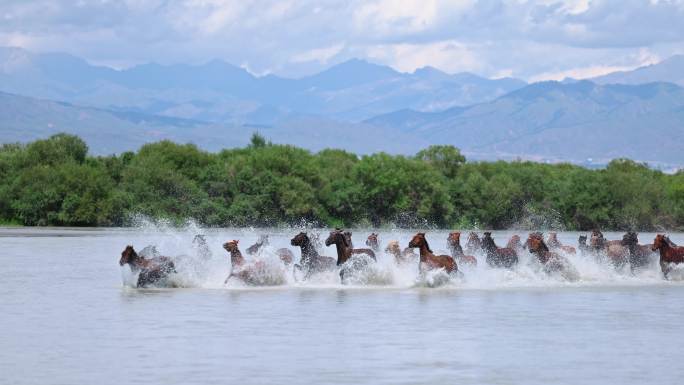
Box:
(1, 226), (683, 385)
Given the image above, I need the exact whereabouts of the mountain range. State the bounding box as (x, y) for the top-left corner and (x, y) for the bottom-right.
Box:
(0, 46), (683, 167)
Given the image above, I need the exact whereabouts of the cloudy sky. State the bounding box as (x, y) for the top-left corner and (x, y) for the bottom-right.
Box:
(1, 0), (683, 80)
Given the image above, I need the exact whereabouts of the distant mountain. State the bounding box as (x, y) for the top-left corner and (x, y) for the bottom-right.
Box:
(0, 91), (425, 155)
(0, 47), (526, 123)
(592, 55), (684, 86)
(366, 81), (684, 165)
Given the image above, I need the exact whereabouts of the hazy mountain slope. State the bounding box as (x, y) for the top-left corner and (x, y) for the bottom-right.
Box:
(592, 55), (684, 86)
(0, 47), (526, 123)
(367, 81), (684, 164)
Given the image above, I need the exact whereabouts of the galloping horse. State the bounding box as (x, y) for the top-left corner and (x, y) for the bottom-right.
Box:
(578, 235), (590, 255)
(506, 235), (524, 253)
(291, 232), (336, 279)
(119, 245), (176, 287)
(652, 234), (684, 279)
(408, 233), (457, 274)
(325, 230), (376, 281)
(546, 232), (576, 254)
(385, 240), (416, 265)
(192, 234), (212, 259)
(223, 240), (284, 285)
(246, 235), (269, 256)
(365, 233), (380, 253)
(447, 232), (477, 266)
(481, 232), (518, 268)
(275, 248), (295, 266)
(621, 232), (654, 270)
(465, 232), (481, 255)
(525, 233), (575, 277)
(590, 230), (628, 267)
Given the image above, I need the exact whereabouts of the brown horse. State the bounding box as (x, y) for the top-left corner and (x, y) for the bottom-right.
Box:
(119, 245), (176, 287)
(447, 232), (477, 266)
(246, 235), (269, 255)
(223, 240), (284, 286)
(275, 248), (294, 266)
(481, 232), (518, 268)
(325, 230), (376, 282)
(291, 232), (336, 279)
(590, 230), (628, 267)
(365, 233), (380, 253)
(546, 232), (576, 254)
(526, 233), (575, 276)
(408, 233), (457, 274)
(621, 232), (654, 270)
(465, 232), (481, 255)
(506, 235), (524, 253)
(652, 234), (684, 278)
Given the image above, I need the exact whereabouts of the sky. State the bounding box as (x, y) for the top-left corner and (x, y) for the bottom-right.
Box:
(1, 0), (683, 81)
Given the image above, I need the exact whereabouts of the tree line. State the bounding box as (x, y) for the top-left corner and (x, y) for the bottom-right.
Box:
(0, 133), (682, 230)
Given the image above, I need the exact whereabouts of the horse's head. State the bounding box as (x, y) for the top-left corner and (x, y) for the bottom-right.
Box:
(526, 233), (548, 253)
(192, 234), (207, 245)
(578, 235), (587, 246)
(223, 240), (239, 252)
(385, 240), (401, 255)
(325, 230), (347, 247)
(366, 233), (379, 248)
(291, 232), (308, 247)
(548, 232), (558, 242)
(590, 230), (605, 249)
(120, 245), (139, 266)
(481, 232), (495, 251)
(652, 234), (667, 252)
(408, 232), (428, 249)
(447, 232), (461, 247)
(622, 232), (638, 247)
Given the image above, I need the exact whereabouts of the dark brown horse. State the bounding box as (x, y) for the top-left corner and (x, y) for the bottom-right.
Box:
(652, 234), (684, 278)
(590, 230), (628, 267)
(119, 245), (176, 287)
(223, 240), (284, 286)
(290, 232), (336, 279)
(481, 232), (518, 268)
(385, 240), (417, 265)
(365, 233), (380, 253)
(325, 230), (376, 282)
(621, 232), (654, 270)
(447, 232), (477, 266)
(465, 232), (481, 255)
(578, 235), (590, 255)
(546, 232), (576, 254)
(408, 233), (457, 274)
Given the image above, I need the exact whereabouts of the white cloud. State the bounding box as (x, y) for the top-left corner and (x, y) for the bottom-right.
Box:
(366, 40), (479, 73)
(291, 43), (345, 64)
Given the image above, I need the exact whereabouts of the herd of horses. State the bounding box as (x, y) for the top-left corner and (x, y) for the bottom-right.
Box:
(119, 229), (684, 288)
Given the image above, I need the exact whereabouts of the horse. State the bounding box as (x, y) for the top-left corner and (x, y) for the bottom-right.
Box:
(506, 235), (524, 253)
(119, 245), (176, 288)
(365, 233), (380, 253)
(447, 232), (477, 266)
(325, 230), (377, 282)
(621, 232), (654, 271)
(578, 235), (590, 256)
(246, 235), (269, 256)
(526, 233), (577, 278)
(223, 240), (284, 286)
(192, 234), (212, 259)
(652, 234), (684, 279)
(481, 232), (518, 268)
(590, 229), (628, 267)
(408, 233), (457, 274)
(385, 240), (417, 265)
(290, 232), (336, 279)
(465, 232), (481, 256)
(275, 248), (295, 266)
(546, 232), (576, 254)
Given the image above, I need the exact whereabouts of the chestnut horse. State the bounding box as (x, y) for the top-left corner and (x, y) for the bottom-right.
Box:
(621, 232), (654, 270)
(506, 235), (524, 253)
(525, 233), (575, 276)
(365, 233), (380, 253)
(481, 232), (518, 269)
(465, 232), (481, 256)
(546, 232), (576, 254)
(291, 232), (336, 279)
(408, 233), (457, 274)
(590, 230), (628, 267)
(385, 240), (416, 265)
(652, 234), (684, 278)
(275, 248), (295, 266)
(447, 232), (477, 266)
(119, 245), (176, 288)
(223, 240), (284, 286)
(325, 230), (376, 282)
